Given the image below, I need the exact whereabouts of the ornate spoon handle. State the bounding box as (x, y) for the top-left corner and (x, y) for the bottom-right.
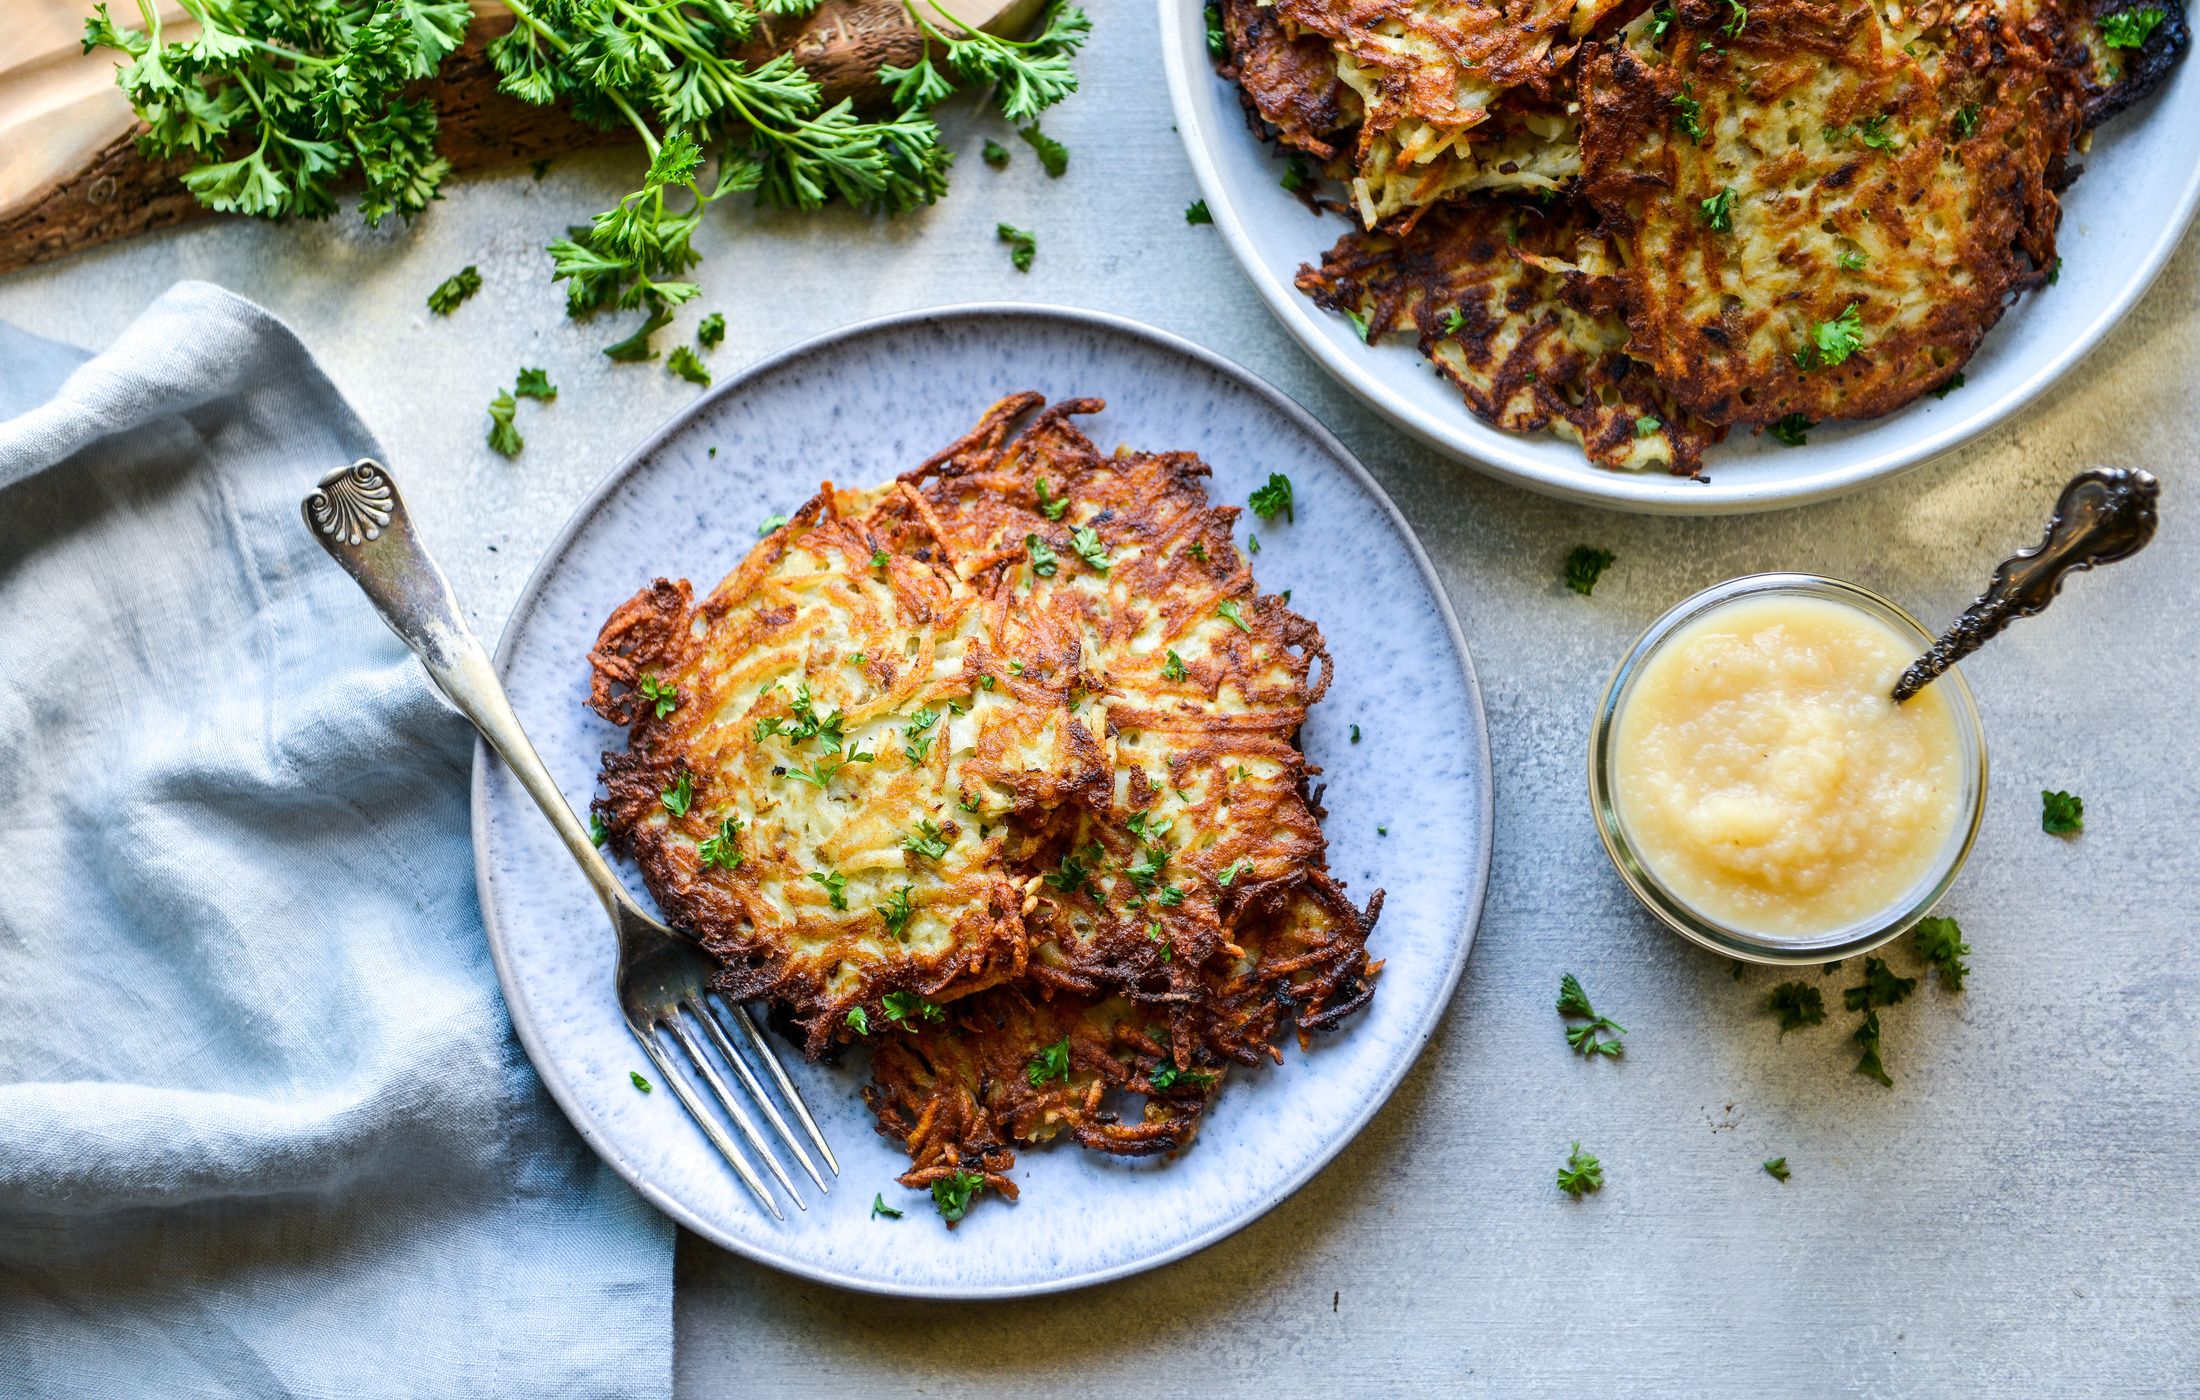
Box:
(1892, 467), (2161, 703)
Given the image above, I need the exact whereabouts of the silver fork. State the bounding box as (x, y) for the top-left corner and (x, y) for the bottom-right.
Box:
(302, 459), (837, 1220)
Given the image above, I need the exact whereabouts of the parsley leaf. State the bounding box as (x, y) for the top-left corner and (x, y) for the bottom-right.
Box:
(637, 674), (679, 718)
(1070, 526), (1112, 573)
(998, 222), (1038, 272)
(983, 138), (1011, 168)
(1034, 476), (1069, 520)
(904, 819), (952, 860)
(1764, 1157), (1791, 1182)
(1216, 600), (1252, 632)
(930, 1170), (985, 1223)
(1206, 1), (1227, 55)
(1557, 1142), (1604, 1198)
(1699, 186), (1736, 232)
(1842, 956), (1918, 1013)
(1281, 154), (1312, 192)
(1932, 373), (1966, 399)
(1217, 858), (1252, 887)
(486, 390), (523, 458)
(882, 990), (944, 1030)
(1767, 981), (1827, 1034)
(660, 772), (693, 817)
(1671, 85), (1707, 143)
(1768, 413), (1815, 446)
(698, 815), (744, 871)
(759, 514), (790, 536)
(1855, 113), (1898, 150)
(1795, 302), (1866, 370)
(1150, 1059), (1213, 1092)
(809, 869), (848, 911)
(1564, 545), (1615, 596)
(1837, 249), (1869, 272)
(1185, 199), (1213, 224)
(1025, 534), (1060, 577)
(2041, 789), (2084, 835)
(903, 706), (941, 766)
(666, 345), (712, 387)
(589, 813), (609, 847)
(696, 312), (726, 350)
(1913, 916), (1970, 992)
(1249, 472), (1295, 522)
(1853, 1008), (1892, 1087)
(1019, 124), (1069, 177)
(428, 266), (482, 316)
(1950, 101), (1983, 141)
(630, 1070), (653, 1093)
(871, 1192), (903, 1219)
(846, 1007), (871, 1036)
(514, 367), (557, 402)
(602, 307), (674, 364)
(878, 884), (916, 940)
(1044, 850), (1092, 895)
(1634, 414), (1663, 438)
(2099, 6), (2167, 46)
(1162, 650), (1189, 681)
(1027, 1035), (1072, 1085)
(1557, 973), (1627, 1057)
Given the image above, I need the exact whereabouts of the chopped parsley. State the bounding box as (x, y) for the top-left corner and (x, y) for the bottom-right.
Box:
(589, 813), (609, 847)
(1843, 956), (1916, 1087)
(666, 345), (712, 388)
(903, 706), (941, 766)
(1248, 534), (1261, 554)
(1162, 650), (1189, 681)
(696, 312), (725, 350)
(1671, 85), (1707, 143)
(809, 869), (848, 911)
(1855, 113), (1898, 150)
(1794, 303), (1865, 371)
(1556, 973), (1626, 1058)
(883, 991), (944, 1030)
(1350, 724), (1362, 743)
(1186, 199), (1213, 225)
(1721, 0), (1748, 34)
(2099, 5), (2167, 46)
(697, 815), (743, 871)
(1217, 858), (1252, 887)
(1153, 883), (1187, 906)
(1150, 1059), (1213, 1092)
(1647, 3), (1676, 42)
(1025, 533), (1060, 577)
(1768, 413), (1815, 446)
(903, 819), (951, 860)
(758, 513), (789, 535)
(1216, 599), (1252, 632)
(1767, 981), (1826, 1034)
(1837, 249), (1869, 272)
(427, 265), (481, 315)
(1634, 414), (1663, 438)
(1557, 1142), (1604, 1198)
(878, 884), (916, 940)
(1764, 1157), (1791, 1182)
(997, 222), (1037, 272)
(983, 138), (1010, 168)
(1281, 154), (1312, 192)
(1440, 307), (1466, 335)
(1126, 847), (1169, 891)
(1070, 525), (1112, 573)
(1913, 916), (1970, 992)
(1698, 186), (1736, 232)
(1019, 123), (1068, 177)
(1932, 373), (1966, 399)
(2041, 789), (2084, 835)
(485, 391), (523, 458)
(636, 673), (679, 718)
(1950, 101), (1982, 141)
(1044, 850), (1092, 896)
(1205, 0), (1226, 55)
(1853, 1008), (1892, 1087)
(1343, 308), (1372, 342)
(1026, 1035), (1072, 1086)
(629, 1070), (652, 1093)
(514, 367), (557, 402)
(660, 772), (693, 817)
(1249, 471), (1295, 522)
(871, 1192), (903, 1219)
(846, 1007), (871, 1036)
(930, 1170), (984, 1223)
(1564, 545), (1616, 596)
(1035, 476), (1068, 520)
(1126, 809), (1173, 842)
(603, 306), (672, 362)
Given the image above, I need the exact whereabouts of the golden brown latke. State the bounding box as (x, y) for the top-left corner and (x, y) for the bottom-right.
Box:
(1218, 0), (2187, 469)
(587, 395), (1381, 1218)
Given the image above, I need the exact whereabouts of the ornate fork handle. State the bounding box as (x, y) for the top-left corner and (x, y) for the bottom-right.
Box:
(302, 460), (630, 916)
(1892, 468), (2161, 703)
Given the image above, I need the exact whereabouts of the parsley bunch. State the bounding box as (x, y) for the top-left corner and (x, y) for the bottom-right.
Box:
(87, 0), (1091, 350)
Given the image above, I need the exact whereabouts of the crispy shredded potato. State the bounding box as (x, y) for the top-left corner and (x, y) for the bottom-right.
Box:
(588, 396), (1380, 1218)
(1218, 0), (2188, 470)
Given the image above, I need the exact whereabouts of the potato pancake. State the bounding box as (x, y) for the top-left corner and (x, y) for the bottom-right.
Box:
(1216, 0), (2188, 470)
(588, 395), (1380, 1218)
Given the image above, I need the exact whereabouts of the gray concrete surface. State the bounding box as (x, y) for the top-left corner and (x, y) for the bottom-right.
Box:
(5, 9), (2195, 1395)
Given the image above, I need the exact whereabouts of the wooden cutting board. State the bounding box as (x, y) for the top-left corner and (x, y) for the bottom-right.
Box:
(0, 0), (1037, 278)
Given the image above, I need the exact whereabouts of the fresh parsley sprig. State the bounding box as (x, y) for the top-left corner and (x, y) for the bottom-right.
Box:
(1557, 973), (1626, 1058)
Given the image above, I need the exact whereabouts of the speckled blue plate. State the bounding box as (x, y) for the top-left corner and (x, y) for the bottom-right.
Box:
(471, 304), (1492, 1297)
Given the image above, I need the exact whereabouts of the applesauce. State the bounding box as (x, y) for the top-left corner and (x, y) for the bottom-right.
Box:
(1594, 578), (1984, 951)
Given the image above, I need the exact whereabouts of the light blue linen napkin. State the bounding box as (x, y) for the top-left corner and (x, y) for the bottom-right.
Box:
(0, 282), (671, 1397)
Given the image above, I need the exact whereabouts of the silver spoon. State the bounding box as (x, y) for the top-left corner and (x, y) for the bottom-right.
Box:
(1893, 468), (2161, 703)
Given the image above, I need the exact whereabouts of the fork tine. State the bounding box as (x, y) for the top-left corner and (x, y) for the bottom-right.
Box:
(688, 998), (828, 1193)
(662, 1010), (804, 1210)
(713, 996), (840, 1177)
(633, 1027), (783, 1222)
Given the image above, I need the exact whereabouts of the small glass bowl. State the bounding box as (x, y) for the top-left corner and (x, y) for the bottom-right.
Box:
(1588, 574), (1988, 966)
